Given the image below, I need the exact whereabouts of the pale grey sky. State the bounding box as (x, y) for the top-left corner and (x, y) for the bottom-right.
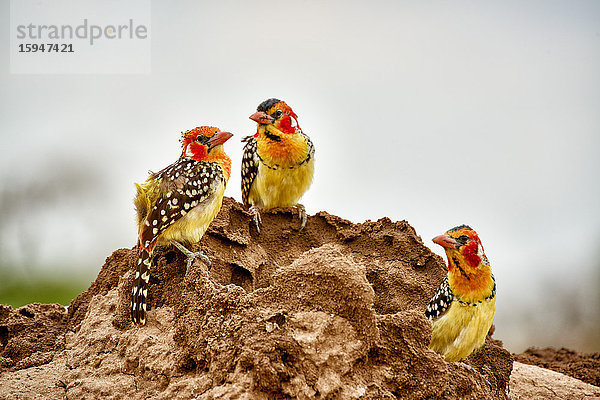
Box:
(1, 0), (599, 351)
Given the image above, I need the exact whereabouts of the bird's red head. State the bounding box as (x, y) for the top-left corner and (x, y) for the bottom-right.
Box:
(249, 98), (301, 138)
(433, 225), (487, 273)
(180, 126), (233, 162)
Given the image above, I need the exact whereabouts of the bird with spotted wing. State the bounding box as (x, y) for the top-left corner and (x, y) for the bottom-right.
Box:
(131, 126), (232, 325)
(241, 98), (315, 233)
(426, 225), (496, 362)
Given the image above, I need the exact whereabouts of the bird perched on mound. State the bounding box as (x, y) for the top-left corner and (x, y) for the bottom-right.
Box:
(131, 126), (232, 325)
(241, 98), (315, 233)
(426, 225), (496, 362)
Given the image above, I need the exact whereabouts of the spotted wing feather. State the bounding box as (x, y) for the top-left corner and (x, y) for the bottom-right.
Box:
(241, 135), (259, 205)
(300, 131), (315, 164)
(425, 277), (454, 320)
(139, 158), (225, 250)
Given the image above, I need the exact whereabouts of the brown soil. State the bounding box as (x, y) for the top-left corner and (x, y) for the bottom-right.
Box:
(0, 197), (594, 399)
(515, 347), (600, 387)
(510, 361), (600, 399)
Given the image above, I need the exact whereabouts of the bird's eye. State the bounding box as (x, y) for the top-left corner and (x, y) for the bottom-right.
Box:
(457, 235), (470, 243)
(273, 110), (283, 118)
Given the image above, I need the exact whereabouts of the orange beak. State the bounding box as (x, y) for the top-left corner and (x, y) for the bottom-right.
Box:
(207, 131), (233, 149)
(250, 111), (275, 125)
(433, 234), (458, 249)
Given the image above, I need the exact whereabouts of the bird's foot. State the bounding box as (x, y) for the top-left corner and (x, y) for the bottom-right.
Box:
(170, 241), (211, 275)
(456, 362), (476, 374)
(456, 362), (492, 389)
(249, 205), (262, 234)
(295, 203), (307, 231)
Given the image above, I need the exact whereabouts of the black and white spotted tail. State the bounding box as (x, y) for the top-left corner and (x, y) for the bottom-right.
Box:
(131, 248), (152, 325)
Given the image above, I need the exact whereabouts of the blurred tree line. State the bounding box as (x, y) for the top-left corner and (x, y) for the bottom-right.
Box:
(0, 157), (101, 307)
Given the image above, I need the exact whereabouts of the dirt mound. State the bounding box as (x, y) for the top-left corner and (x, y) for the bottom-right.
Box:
(1, 197), (521, 398)
(510, 361), (600, 399)
(0, 303), (67, 370)
(515, 347), (600, 387)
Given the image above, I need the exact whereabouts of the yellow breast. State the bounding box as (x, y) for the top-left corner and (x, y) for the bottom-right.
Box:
(429, 296), (496, 362)
(248, 128), (314, 209)
(248, 158), (314, 209)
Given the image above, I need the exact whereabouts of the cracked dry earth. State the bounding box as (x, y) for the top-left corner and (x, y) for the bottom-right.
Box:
(1, 197), (599, 399)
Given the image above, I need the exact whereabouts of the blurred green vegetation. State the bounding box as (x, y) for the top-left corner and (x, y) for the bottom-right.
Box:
(0, 268), (93, 308)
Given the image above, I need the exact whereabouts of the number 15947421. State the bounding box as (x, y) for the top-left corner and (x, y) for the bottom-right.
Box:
(18, 43), (74, 53)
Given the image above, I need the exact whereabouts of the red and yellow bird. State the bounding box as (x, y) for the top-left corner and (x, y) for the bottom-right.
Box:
(426, 225), (496, 362)
(131, 126), (232, 325)
(241, 98), (315, 232)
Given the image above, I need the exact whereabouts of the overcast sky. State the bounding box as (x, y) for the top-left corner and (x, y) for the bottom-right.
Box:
(1, 0), (599, 351)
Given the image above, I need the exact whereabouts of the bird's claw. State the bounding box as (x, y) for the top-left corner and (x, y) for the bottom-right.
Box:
(456, 362), (492, 390)
(296, 204), (307, 231)
(197, 251), (211, 267)
(170, 241), (211, 275)
(184, 250), (211, 275)
(456, 362), (477, 374)
(249, 205), (262, 234)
